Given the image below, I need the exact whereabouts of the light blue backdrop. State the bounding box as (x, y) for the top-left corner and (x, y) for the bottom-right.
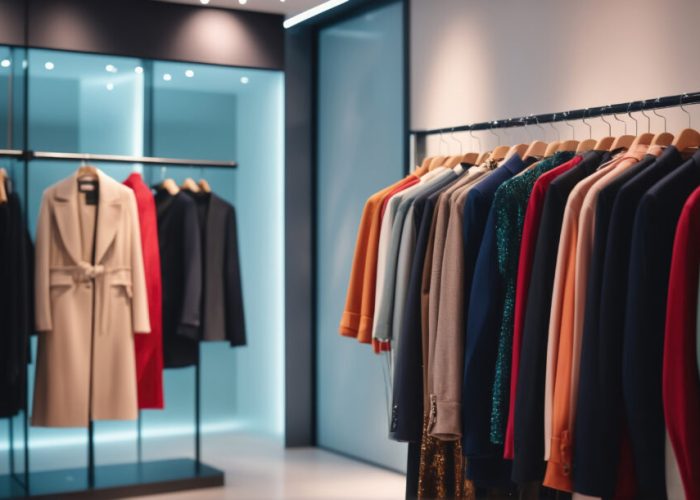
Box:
(316, 1), (408, 472)
(0, 48), (284, 474)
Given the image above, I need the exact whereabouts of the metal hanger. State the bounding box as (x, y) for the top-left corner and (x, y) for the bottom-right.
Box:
(672, 93), (700, 153)
(649, 97), (675, 146)
(629, 101), (655, 148)
(610, 104), (635, 150)
(594, 106), (615, 151)
(558, 112), (579, 152)
(576, 109), (597, 152)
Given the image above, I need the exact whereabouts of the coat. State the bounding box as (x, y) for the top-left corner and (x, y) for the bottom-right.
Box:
(0, 190), (33, 418)
(33, 169), (150, 427)
(124, 173), (163, 409)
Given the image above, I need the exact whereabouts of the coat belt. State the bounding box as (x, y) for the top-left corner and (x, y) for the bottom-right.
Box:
(51, 263), (131, 336)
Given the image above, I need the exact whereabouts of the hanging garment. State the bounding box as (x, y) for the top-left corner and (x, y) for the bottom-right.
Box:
(663, 184), (700, 500)
(0, 190), (33, 418)
(585, 146), (683, 497)
(512, 150), (607, 483)
(155, 188), (202, 368)
(33, 169), (150, 427)
(572, 152), (659, 496)
(185, 191), (246, 346)
(623, 150), (700, 498)
(124, 173), (164, 410)
(544, 148), (648, 492)
(504, 155), (583, 459)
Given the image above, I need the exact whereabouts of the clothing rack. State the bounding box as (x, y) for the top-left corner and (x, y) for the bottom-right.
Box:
(410, 91), (700, 136)
(0, 156), (230, 498)
(0, 149), (238, 168)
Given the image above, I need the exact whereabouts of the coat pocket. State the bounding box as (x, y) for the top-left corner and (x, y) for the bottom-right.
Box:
(48, 269), (74, 299)
(108, 273), (133, 335)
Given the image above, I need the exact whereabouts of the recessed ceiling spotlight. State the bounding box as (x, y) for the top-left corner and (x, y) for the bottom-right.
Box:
(185, 69), (195, 78)
(134, 66), (144, 74)
(200, 0), (210, 4)
(105, 64), (117, 73)
(44, 61), (55, 71)
(106, 82), (114, 91)
(239, 0), (247, 4)
(240, 76), (249, 84)
(0, 59), (10, 68)
(163, 73), (172, 81)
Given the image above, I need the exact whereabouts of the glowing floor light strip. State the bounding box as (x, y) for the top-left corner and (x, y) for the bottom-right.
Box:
(283, 0), (349, 29)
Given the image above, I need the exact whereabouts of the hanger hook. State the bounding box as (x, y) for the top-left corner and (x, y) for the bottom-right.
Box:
(563, 112), (575, 140)
(549, 113), (561, 141)
(438, 128), (449, 155)
(612, 106), (627, 135)
(680, 93), (692, 129)
(626, 102), (638, 136)
(450, 127), (463, 155)
(599, 107), (612, 136)
(582, 108), (593, 139)
(468, 125), (481, 152)
(489, 121), (500, 149)
(638, 100), (651, 133)
(521, 117), (532, 142)
(651, 98), (667, 133)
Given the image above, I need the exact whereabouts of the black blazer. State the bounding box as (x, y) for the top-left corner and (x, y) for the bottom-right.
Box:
(187, 192), (246, 347)
(511, 150), (606, 483)
(155, 189), (202, 368)
(0, 191), (33, 417)
(622, 150), (700, 499)
(575, 147), (682, 496)
(390, 172), (461, 442)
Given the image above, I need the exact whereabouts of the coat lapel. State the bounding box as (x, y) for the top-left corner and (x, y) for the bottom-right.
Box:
(53, 173), (83, 264)
(95, 170), (122, 264)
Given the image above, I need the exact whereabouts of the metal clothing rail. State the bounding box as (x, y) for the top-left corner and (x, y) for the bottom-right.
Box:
(0, 149), (238, 168)
(410, 91), (700, 136)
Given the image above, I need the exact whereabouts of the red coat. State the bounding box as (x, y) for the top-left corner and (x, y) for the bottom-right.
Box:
(124, 173), (164, 409)
(663, 185), (700, 499)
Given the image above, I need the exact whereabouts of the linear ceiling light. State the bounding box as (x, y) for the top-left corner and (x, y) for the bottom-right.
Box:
(283, 0), (349, 29)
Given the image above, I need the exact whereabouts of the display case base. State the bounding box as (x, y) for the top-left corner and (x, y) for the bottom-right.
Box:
(1, 458), (225, 499)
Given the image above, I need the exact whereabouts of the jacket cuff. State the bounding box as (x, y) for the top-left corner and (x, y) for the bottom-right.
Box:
(176, 323), (200, 340)
(339, 311), (360, 338)
(428, 397), (461, 441)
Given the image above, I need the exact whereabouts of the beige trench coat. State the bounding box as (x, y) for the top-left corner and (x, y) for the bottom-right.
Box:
(33, 169), (150, 427)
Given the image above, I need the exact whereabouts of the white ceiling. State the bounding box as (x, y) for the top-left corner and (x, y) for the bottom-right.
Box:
(155, 0), (327, 17)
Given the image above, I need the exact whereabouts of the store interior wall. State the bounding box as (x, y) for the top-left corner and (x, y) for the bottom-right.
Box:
(316, 1), (407, 473)
(0, 48), (284, 474)
(411, 0), (700, 154)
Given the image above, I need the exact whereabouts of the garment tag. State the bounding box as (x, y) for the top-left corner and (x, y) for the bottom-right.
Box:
(79, 181), (99, 205)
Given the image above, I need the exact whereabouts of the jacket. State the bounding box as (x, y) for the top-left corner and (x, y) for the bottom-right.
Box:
(33, 169), (150, 427)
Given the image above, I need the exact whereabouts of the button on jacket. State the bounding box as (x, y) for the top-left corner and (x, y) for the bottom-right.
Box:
(623, 150), (700, 498)
(573, 153), (659, 495)
(663, 184), (700, 500)
(512, 150), (606, 483)
(124, 173), (164, 410)
(504, 155), (582, 459)
(155, 189), (203, 368)
(33, 169), (150, 427)
(592, 146), (683, 496)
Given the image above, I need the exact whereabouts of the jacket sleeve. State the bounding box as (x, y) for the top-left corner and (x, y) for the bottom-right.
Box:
(177, 199), (202, 340)
(34, 195), (52, 332)
(127, 191), (151, 334)
(224, 204), (246, 346)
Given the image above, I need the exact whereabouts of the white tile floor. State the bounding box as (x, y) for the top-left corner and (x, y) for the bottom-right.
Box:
(135, 432), (406, 499)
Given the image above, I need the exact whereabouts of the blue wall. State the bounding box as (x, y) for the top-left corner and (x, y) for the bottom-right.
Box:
(316, 1), (407, 472)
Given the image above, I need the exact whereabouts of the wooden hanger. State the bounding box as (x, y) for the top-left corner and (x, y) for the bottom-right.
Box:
(523, 140), (547, 159)
(544, 141), (561, 157)
(650, 131), (674, 147)
(198, 179), (212, 193)
(576, 139), (597, 153)
(505, 144), (528, 160)
(181, 178), (201, 192)
(160, 179), (180, 195)
(420, 157), (433, 170)
(0, 168), (7, 204)
(428, 155), (448, 171)
(558, 140), (579, 152)
(461, 152), (479, 165)
(77, 164), (98, 180)
(593, 136), (615, 151)
(443, 156), (463, 168)
(672, 128), (700, 154)
(488, 145), (512, 162)
(628, 132), (655, 149)
(609, 135), (635, 151)
(476, 151), (490, 164)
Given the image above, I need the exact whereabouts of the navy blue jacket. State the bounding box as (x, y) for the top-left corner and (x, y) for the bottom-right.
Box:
(573, 154), (656, 495)
(390, 171), (463, 442)
(622, 150), (700, 499)
(511, 150), (607, 483)
(575, 147), (682, 496)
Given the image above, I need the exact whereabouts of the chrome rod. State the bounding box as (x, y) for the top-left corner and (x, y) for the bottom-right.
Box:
(29, 151), (237, 168)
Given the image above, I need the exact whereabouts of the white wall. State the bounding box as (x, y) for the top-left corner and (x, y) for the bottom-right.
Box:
(411, 0), (700, 154)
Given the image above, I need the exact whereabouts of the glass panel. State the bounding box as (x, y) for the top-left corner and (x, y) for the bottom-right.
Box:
(316, 1), (407, 470)
(28, 50), (145, 156)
